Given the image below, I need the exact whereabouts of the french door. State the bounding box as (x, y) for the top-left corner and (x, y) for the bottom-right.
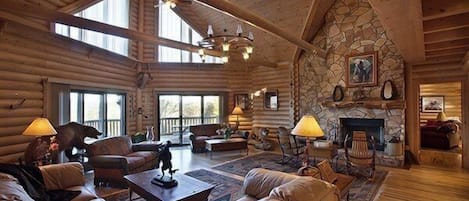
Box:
(158, 94), (222, 145)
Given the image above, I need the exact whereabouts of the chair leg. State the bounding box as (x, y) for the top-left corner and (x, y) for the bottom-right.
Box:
(347, 191), (350, 201)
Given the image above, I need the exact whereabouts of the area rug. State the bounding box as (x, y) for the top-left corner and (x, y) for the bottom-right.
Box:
(185, 169), (244, 201)
(212, 152), (388, 201)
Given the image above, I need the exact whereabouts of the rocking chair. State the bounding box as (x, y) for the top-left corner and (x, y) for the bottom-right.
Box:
(277, 127), (304, 165)
(344, 131), (376, 180)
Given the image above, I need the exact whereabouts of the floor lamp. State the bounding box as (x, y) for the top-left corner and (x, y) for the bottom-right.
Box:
(291, 115), (324, 167)
(232, 106), (244, 129)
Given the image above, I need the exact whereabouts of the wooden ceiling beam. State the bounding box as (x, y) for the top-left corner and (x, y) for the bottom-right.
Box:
(422, 0), (469, 21)
(425, 53), (466, 63)
(424, 27), (469, 44)
(425, 38), (469, 51)
(58, 0), (101, 13)
(0, 11), (49, 32)
(0, 1), (223, 57)
(426, 47), (469, 55)
(368, 0), (425, 64)
(293, 0), (334, 62)
(423, 12), (469, 34)
(193, 0), (327, 58)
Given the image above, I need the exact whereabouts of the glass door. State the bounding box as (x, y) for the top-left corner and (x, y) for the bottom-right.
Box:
(181, 96), (202, 144)
(158, 94), (223, 145)
(159, 95), (181, 144)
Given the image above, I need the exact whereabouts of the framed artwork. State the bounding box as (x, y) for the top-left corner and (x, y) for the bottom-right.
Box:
(421, 96), (444, 113)
(264, 90), (278, 110)
(234, 94), (249, 110)
(345, 51), (378, 87)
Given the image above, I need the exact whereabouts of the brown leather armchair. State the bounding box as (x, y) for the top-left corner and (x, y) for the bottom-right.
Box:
(86, 136), (160, 187)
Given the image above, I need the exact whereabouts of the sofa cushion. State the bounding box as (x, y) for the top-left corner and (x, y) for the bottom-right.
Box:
(87, 136), (132, 156)
(243, 168), (298, 199)
(126, 151), (157, 163)
(210, 135), (225, 139)
(269, 177), (339, 201)
(66, 186), (99, 201)
(189, 124), (220, 137)
(0, 173), (34, 201)
(195, 136), (211, 141)
(126, 157), (146, 170)
(39, 162), (85, 190)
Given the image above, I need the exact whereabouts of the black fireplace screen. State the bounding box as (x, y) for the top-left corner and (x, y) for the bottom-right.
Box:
(339, 118), (385, 151)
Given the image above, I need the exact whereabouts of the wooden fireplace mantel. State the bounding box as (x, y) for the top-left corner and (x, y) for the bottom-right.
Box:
(321, 99), (405, 110)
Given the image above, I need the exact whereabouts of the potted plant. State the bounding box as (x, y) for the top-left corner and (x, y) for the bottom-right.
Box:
(385, 136), (403, 156)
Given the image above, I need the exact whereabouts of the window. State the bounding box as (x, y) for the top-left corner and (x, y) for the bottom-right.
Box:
(158, 1), (221, 63)
(70, 91), (126, 137)
(55, 0), (129, 56)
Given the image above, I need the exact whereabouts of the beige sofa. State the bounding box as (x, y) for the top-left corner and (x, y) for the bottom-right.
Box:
(0, 162), (100, 201)
(237, 168), (340, 201)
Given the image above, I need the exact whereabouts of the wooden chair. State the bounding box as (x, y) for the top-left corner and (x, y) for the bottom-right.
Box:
(317, 160), (355, 201)
(344, 131), (376, 180)
(277, 126), (304, 165)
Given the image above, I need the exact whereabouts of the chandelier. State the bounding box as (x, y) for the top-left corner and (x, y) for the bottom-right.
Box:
(198, 24), (254, 63)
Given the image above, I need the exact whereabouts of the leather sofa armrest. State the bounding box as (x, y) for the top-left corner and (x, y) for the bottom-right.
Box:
(88, 155), (128, 171)
(39, 162), (85, 190)
(132, 143), (162, 152)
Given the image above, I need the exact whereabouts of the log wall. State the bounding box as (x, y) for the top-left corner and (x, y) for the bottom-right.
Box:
(0, 23), (137, 163)
(250, 63), (294, 136)
(419, 82), (462, 124)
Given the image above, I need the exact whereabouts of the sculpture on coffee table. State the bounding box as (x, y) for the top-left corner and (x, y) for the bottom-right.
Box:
(152, 141), (178, 188)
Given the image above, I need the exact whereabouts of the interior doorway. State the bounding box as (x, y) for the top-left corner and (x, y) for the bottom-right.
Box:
(418, 82), (463, 167)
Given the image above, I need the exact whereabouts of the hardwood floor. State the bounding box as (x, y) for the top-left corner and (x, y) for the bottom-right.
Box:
(89, 145), (469, 201)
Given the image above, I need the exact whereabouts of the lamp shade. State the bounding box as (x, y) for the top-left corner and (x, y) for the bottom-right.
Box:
(291, 115), (324, 137)
(436, 111), (447, 121)
(22, 118), (57, 136)
(232, 106), (244, 115)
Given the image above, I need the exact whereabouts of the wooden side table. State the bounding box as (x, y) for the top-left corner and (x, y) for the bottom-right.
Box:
(309, 144), (339, 169)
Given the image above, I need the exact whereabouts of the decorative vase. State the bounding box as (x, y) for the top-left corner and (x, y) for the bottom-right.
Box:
(385, 142), (403, 156)
(146, 126), (155, 141)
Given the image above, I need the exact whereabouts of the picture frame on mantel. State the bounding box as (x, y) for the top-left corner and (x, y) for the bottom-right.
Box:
(421, 96), (444, 113)
(345, 51), (378, 87)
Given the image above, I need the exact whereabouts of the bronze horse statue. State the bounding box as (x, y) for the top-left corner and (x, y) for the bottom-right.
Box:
(24, 122), (101, 164)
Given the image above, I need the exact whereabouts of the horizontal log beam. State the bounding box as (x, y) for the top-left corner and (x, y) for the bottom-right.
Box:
(463, 51), (469, 71)
(425, 38), (469, 51)
(0, 1), (222, 58)
(422, 0), (469, 21)
(193, 0), (327, 57)
(424, 27), (469, 44)
(58, 0), (101, 13)
(423, 12), (469, 34)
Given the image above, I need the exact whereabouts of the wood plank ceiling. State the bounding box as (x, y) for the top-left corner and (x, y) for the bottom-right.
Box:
(173, 0), (313, 65)
(22, 0), (79, 10)
(422, 0), (469, 63)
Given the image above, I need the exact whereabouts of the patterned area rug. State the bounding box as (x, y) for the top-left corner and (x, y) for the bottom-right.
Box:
(212, 152), (388, 201)
(185, 169), (244, 201)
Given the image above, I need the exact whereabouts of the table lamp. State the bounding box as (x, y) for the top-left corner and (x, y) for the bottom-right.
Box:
(23, 117), (57, 136)
(232, 106), (244, 128)
(436, 111), (447, 121)
(291, 115), (324, 167)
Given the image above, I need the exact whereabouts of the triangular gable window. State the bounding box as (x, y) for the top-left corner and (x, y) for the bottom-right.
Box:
(55, 0), (129, 56)
(158, 1), (221, 63)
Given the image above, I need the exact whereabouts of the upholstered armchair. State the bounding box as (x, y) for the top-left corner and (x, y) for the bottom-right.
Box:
(86, 136), (160, 187)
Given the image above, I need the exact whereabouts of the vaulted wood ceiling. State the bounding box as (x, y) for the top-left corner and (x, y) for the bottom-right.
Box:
(422, 0), (469, 63)
(3, 0), (469, 66)
(173, 0), (316, 64)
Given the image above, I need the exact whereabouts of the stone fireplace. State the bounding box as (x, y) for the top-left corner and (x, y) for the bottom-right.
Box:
(340, 118), (385, 151)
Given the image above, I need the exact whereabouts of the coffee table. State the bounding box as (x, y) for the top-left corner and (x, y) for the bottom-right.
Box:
(205, 138), (248, 159)
(124, 169), (214, 201)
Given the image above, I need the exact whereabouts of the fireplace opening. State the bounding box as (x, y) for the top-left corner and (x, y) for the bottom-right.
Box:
(339, 118), (385, 151)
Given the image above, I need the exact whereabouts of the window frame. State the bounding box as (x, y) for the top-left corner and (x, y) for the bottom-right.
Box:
(70, 90), (127, 138)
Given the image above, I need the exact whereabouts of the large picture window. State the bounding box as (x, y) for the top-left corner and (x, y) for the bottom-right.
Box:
(70, 91), (126, 137)
(55, 0), (129, 56)
(158, 1), (221, 63)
